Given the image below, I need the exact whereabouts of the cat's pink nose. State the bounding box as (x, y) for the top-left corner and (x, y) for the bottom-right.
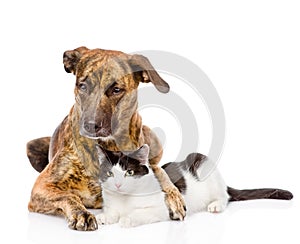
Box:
(115, 183), (121, 189)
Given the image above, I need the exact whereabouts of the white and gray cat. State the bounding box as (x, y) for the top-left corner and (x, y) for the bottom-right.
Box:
(96, 144), (293, 228)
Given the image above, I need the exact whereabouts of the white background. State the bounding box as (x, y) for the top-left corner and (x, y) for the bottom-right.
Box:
(0, 0), (299, 243)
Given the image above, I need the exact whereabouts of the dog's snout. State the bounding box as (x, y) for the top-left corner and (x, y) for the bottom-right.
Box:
(83, 121), (101, 134)
(81, 119), (110, 138)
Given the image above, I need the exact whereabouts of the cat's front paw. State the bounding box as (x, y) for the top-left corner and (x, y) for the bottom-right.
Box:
(119, 216), (141, 228)
(96, 212), (119, 225)
(119, 217), (133, 228)
(165, 187), (186, 221)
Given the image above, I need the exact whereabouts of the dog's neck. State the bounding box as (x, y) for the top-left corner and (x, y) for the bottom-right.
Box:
(97, 111), (145, 153)
(70, 105), (101, 177)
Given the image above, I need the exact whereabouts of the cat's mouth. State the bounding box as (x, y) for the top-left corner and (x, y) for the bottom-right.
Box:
(103, 185), (124, 193)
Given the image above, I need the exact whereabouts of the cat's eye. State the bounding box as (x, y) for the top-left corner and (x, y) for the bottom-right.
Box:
(125, 170), (134, 176)
(106, 171), (114, 177)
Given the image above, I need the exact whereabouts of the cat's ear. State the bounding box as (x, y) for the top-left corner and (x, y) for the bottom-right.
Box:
(96, 145), (107, 165)
(126, 144), (150, 165)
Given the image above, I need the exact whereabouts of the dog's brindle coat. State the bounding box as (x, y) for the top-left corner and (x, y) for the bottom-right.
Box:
(27, 47), (186, 231)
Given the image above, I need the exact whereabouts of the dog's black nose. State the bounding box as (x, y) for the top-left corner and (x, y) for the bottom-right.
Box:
(83, 121), (100, 134)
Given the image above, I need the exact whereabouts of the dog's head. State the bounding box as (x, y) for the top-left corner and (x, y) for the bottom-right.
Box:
(63, 46), (169, 141)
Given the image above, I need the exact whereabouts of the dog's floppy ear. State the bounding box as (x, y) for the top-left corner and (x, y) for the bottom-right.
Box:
(63, 46), (89, 74)
(129, 54), (170, 93)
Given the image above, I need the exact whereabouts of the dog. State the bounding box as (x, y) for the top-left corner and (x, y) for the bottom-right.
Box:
(27, 47), (186, 231)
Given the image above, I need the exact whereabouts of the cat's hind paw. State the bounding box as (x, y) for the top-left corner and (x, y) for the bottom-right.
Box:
(96, 212), (119, 225)
(207, 200), (226, 213)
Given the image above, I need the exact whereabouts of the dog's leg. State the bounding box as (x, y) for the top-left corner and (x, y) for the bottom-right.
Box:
(28, 154), (101, 231)
(29, 188), (98, 231)
(26, 137), (51, 172)
(150, 164), (186, 221)
(143, 126), (186, 221)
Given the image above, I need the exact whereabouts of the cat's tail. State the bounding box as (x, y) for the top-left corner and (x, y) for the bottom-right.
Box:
(227, 187), (293, 201)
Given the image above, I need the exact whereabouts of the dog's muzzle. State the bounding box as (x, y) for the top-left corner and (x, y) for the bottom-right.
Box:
(80, 120), (111, 139)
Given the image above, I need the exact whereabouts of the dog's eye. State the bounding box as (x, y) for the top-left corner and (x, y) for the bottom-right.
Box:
(105, 84), (124, 97)
(112, 87), (122, 95)
(106, 171), (114, 177)
(78, 83), (87, 92)
(125, 170), (134, 176)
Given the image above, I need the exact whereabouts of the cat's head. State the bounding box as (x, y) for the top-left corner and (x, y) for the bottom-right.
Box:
(97, 144), (150, 193)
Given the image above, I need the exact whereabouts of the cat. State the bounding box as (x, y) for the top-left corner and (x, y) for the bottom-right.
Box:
(96, 144), (293, 228)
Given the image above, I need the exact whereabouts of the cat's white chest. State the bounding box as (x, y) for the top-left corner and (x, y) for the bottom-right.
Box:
(102, 189), (166, 216)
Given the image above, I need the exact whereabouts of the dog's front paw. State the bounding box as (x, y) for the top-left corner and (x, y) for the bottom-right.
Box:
(165, 187), (186, 221)
(96, 212), (119, 225)
(67, 210), (98, 231)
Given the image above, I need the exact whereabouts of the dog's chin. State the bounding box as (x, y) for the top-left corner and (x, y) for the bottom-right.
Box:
(79, 128), (111, 140)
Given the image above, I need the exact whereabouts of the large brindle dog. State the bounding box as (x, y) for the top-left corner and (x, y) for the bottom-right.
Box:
(27, 47), (186, 231)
